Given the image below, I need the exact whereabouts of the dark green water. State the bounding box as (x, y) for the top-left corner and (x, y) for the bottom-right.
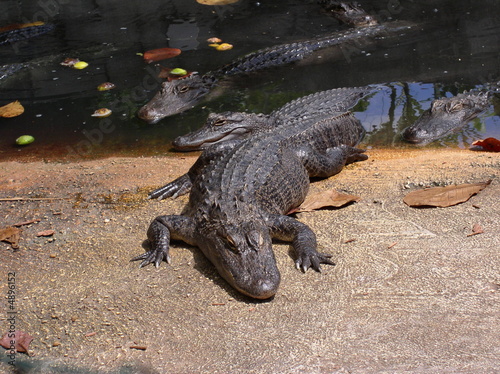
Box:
(0, 0), (499, 160)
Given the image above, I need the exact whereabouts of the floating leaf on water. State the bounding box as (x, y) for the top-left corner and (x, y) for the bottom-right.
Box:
(207, 37), (222, 43)
(470, 137), (500, 152)
(73, 61), (89, 69)
(170, 68), (188, 75)
(91, 108), (112, 118)
(15, 135), (35, 145)
(0, 101), (24, 118)
(197, 0), (239, 5)
(158, 67), (194, 81)
(60, 57), (80, 67)
(143, 48), (181, 63)
(403, 180), (491, 208)
(288, 189), (361, 214)
(215, 43), (233, 51)
(97, 82), (116, 91)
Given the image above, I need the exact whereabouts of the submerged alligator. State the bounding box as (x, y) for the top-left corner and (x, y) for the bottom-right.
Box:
(172, 82), (500, 151)
(134, 110), (367, 299)
(138, 12), (414, 123)
(402, 84), (500, 144)
(172, 86), (375, 151)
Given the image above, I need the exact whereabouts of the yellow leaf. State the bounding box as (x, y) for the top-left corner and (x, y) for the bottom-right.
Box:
(197, 0), (239, 5)
(0, 101), (24, 118)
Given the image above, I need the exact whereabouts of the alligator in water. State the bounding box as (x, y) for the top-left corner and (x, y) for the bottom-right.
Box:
(138, 15), (414, 123)
(134, 111), (367, 299)
(319, 1), (378, 27)
(402, 83), (500, 144)
(0, 22), (55, 46)
(172, 86), (375, 151)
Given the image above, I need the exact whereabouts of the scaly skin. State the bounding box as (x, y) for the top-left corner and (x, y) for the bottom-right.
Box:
(172, 86), (375, 151)
(138, 21), (413, 123)
(133, 112), (367, 299)
(402, 89), (495, 144)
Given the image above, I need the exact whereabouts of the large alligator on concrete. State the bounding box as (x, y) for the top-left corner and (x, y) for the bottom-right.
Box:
(402, 84), (499, 144)
(172, 86), (375, 151)
(134, 110), (367, 299)
(138, 16), (413, 123)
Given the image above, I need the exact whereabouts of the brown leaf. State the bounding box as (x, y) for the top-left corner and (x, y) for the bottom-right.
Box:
(403, 180), (491, 208)
(289, 189), (360, 213)
(467, 223), (484, 237)
(13, 219), (40, 227)
(0, 226), (21, 249)
(37, 229), (55, 237)
(143, 48), (181, 63)
(0, 101), (24, 118)
(130, 345), (147, 350)
(470, 137), (500, 152)
(0, 331), (34, 353)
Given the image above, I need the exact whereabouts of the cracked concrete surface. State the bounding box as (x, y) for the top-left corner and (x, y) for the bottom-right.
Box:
(0, 149), (498, 373)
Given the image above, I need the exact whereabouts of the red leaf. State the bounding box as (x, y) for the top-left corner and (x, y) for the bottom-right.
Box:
(470, 137), (500, 152)
(0, 331), (34, 353)
(143, 48), (181, 63)
(37, 229), (55, 237)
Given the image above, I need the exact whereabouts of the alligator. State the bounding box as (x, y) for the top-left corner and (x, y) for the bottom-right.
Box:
(319, 1), (379, 27)
(402, 84), (499, 144)
(0, 22), (55, 46)
(133, 111), (367, 299)
(172, 86), (375, 151)
(138, 18), (414, 123)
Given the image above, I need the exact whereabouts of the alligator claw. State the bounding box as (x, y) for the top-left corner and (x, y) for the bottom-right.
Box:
(295, 252), (334, 273)
(148, 174), (192, 200)
(130, 248), (170, 268)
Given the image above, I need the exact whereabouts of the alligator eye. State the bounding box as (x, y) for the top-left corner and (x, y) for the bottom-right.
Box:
(214, 119), (226, 126)
(226, 235), (240, 253)
(178, 86), (190, 93)
(449, 102), (463, 112)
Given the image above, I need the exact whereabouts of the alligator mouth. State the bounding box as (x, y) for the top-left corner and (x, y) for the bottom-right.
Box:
(172, 127), (250, 151)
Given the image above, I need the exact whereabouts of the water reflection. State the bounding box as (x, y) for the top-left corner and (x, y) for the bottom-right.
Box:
(0, 0), (499, 160)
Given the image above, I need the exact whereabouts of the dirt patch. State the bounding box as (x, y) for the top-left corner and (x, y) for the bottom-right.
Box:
(0, 149), (499, 373)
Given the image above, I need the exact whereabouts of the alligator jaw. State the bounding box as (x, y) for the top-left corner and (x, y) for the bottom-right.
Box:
(138, 75), (209, 124)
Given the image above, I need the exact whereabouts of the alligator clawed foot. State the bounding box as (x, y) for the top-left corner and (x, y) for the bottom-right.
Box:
(131, 248), (171, 268)
(295, 252), (335, 273)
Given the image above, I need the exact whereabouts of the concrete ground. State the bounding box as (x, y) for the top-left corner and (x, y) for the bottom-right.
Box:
(0, 148), (498, 373)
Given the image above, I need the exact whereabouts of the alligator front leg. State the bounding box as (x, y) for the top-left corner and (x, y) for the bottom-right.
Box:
(299, 144), (368, 178)
(131, 215), (196, 268)
(268, 214), (334, 272)
(148, 141), (240, 200)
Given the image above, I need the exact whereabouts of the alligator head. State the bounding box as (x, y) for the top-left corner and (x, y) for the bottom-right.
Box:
(402, 92), (490, 145)
(320, 1), (379, 27)
(172, 112), (270, 151)
(197, 217), (280, 300)
(138, 74), (214, 124)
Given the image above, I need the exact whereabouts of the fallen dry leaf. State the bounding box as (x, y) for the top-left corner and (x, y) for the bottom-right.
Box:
(470, 137), (500, 152)
(130, 345), (147, 350)
(13, 219), (41, 227)
(0, 331), (33, 353)
(143, 48), (181, 63)
(0, 226), (21, 249)
(289, 189), (360, 213)
(37, 229), (55, 237)
(467, 223), (484, 237)
(403, 180), (491, 207)
(0, 101), (24, 118)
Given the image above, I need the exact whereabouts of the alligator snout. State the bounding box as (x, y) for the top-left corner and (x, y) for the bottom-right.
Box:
(137, 105), (162, 124)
